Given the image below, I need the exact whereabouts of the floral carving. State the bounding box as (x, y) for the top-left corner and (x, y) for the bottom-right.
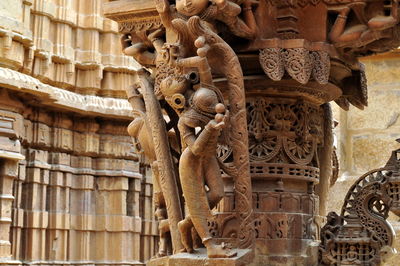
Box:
(259, 48), (284, 82)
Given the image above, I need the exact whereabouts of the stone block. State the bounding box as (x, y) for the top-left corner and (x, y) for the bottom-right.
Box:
(347, 90), (400, 130)
(148, 248), (253, 266)
(71, 174), (94, 190)
(351, 134), (400, 173)
(363, 58), (400, 87)
(96, 177), (128, 191)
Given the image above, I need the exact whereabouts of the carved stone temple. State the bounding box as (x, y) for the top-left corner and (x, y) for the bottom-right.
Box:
(1, 0), (400, 265)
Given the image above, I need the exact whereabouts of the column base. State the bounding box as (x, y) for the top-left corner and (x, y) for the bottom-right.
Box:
(147, 248), (253, 266)
(252, 240), (319, 266)
(0, 259), (21, 265)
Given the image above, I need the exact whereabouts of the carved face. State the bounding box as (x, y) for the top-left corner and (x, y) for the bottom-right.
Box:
(176, 0), (209, 16)
(160, 77), (189, 110)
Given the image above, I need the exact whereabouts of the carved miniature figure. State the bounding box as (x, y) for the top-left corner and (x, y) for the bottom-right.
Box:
(155, 0), (257, 39)
(329, 0), (399, 47)
(345, 245), (360, 264)
(125, 85), (173, 257)
(158, 36), (235, 257)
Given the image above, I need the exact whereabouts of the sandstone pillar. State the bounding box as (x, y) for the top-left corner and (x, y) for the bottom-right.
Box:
(241, 79), (338, 265)
(0, 94), (25, 264)
(103, 0), (395, 264)
(0, 159), (19, 259)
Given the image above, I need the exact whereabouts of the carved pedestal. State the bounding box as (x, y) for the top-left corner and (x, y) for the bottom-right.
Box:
(148, 248), (252, 266)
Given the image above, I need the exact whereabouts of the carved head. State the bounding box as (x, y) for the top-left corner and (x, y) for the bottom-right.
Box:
(176, 0), (209, 16)
(326, 211), (341, 226)
(191, 87), (219, 114)
(160, 76), (190, 110)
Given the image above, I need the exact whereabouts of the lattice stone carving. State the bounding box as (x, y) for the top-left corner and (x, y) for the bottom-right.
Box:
(319, 140), (400, 265)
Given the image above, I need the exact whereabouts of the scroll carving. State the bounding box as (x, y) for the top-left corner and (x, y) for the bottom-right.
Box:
(319, 140), (400, 265)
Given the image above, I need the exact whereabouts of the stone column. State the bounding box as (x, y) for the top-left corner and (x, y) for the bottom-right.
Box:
(0, 95), (25, 264)
(0, 159), (20, 260)
(216, 77), (338, 265)
(246, 78), (337, 265)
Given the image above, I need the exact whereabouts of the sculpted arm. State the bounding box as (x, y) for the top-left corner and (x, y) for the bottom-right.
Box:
(214, 0), (241, 16)
(178, 116), (222, 156)
(121, 35), (157, 66)
(214, 0), (257, 39)
(176, 37), (213, 85)
(155, 0), (176, 31)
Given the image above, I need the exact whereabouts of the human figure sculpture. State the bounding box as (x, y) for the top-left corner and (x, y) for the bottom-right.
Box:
(157, 35), (236, 257)
(329, 0), (399, 47)
(125, 85), (172, 257)
(345, 245), (360, 263)
(178, 99), (231, 258)
(121, 29), (165, 68)
(155, 0), (257, 39)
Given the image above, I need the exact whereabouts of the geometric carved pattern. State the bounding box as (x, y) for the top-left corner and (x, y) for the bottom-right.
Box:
(260, 48), (330, 85)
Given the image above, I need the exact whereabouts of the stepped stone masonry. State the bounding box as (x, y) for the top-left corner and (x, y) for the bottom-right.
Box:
(0, 0), (160, 265)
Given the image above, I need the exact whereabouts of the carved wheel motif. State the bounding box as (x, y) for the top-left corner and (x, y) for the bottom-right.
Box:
(217, 144), (233, 162)
(247, 98), (322, 166)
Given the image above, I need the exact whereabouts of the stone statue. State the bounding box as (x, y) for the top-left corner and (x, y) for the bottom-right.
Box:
(155, 0), (257, 39)
(158, 36), (235, 257)
(125, 84), (173, 257)
(329, 0), (400, 52)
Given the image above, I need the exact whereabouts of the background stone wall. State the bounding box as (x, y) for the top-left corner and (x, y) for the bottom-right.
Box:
(0, 0), (158, 265)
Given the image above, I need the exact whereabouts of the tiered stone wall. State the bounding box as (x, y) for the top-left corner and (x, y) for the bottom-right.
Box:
(0, 0), (157, 265)
(329, 53), (400, 265)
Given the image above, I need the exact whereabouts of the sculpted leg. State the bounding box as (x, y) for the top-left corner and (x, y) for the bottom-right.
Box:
(179, 149), (212, 241)
(204, 156), (224, 210)
(178, 216), (194, 253)
(180, 149), (236, 258)
(154, 207), (170, 257)
(368, 0), (398, 30)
